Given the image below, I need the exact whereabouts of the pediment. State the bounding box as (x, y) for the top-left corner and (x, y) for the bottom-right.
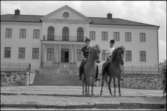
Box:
(42, 5), (89, 22)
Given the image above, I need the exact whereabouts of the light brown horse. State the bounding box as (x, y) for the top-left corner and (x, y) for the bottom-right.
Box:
(100, 46), (125, 96)
(82, 45), (100, 96)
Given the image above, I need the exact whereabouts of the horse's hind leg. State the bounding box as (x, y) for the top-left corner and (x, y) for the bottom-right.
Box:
(118, 77), (121, 96)
(113, 78), (116, 96)
(82, 81), (84, 96)
(85, 83), (88, 96)
(91, 83), (94, 96)
(108, 77), (112, 96)
(100, 75), (105, 96)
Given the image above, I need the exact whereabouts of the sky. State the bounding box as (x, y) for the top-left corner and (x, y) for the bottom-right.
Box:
(1, 1), (166, 62)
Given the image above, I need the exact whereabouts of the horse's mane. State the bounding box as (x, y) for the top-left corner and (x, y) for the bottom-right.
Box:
(111, 46), (124, 62)
(88, 45), (100, 59)
(91, 45), (100, 53)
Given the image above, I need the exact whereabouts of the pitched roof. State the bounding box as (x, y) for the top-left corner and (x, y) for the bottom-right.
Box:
(88, 17), (159, 27)
(1, 14), (42, 23)
(43, 5), (88, 20)
(1, 14), (159, 28)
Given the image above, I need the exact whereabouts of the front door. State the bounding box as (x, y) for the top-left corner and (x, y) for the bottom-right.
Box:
(61, 48), (69, 63)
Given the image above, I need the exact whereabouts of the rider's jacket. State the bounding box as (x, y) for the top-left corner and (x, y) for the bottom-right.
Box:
(105, 47), (115, 61)
(81, 46), (90, 59)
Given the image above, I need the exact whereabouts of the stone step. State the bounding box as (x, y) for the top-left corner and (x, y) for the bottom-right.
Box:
(33, 64), (80, 85)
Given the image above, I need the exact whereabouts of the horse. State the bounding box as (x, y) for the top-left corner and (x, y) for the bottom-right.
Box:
(82, 45), (100, 96)
(100, 46), (125, 96)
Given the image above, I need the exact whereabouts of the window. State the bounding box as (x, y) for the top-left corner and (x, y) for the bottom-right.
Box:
(140, 32), (146, 42)
(4, 47), (11, 58)
(19, 29), (26, 39)
(125, 32), (132, 42)
(102, 50), (106, 61)
(101, 32), (108, 41)
(47, 48), (54, 61)
(47, 26), (54, 40)
(113, 32), (120, 41)
(140, 50), (146, 62)
(32, 48), (39, 59)
(63, 12), (69, 18)
(33, 29), (40, 39)
(62, 27), (69, 41)
(89, 31), (96, 40)
(18, 47), (25, 59)
(125, 50), (132, 62)
(61, 48), (69, 63)
(5, 28), (12, 39)
(77, 27), (84, 42)
(77, 49), (82, 61)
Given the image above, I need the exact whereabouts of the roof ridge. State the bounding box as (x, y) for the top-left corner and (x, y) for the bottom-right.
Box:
(1, 14), (159, 28)
(114, 18), (160, 27)
(1, 14), (43, 16)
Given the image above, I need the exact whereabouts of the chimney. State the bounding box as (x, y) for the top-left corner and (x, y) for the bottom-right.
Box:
(14, 9), (20, 15)
(107, 13), (112, 19)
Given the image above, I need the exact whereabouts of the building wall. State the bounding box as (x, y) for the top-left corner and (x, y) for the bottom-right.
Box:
(41, 22), (89, 41)
(89, 25), (159, 72)
(1, 22), (42, 70)
(1, 22), (159, 72)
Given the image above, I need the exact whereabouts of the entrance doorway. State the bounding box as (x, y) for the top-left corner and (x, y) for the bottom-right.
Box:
(61, 48), (69, 63)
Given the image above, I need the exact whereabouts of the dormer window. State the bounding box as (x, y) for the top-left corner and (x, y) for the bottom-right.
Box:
(63, 12), (69, 18)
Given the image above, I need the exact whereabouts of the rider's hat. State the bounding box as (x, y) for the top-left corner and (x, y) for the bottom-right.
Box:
(110, 39), (115, 44)
(85, 38), (91, 42)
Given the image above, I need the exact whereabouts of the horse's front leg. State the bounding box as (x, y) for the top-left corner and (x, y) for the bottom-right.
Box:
(118, 77), (121, 96)
(86, 82), (89, 96)
(91, 82), (94, 96)
(85, 82), (87, 96)
(82, 80), (84, 96)
(100, 75), (105, 96)
(88, 84), (90, 96)
(108, 76), (112, 96)
(113, 78), (116, 96)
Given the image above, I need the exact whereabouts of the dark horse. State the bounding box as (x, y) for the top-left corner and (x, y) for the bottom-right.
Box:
(82, 45), (100, 96)
(100, 46), (125, 96)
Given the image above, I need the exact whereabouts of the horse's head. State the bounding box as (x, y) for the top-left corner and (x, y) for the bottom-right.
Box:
(89, 45), (101, 61)
(112, 46), (125, 65)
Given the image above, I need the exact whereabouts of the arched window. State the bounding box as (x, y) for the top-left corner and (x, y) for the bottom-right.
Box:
(77, 27), (84, 42)
(47, 26), (54, 40)
(62, 27), (69, 41)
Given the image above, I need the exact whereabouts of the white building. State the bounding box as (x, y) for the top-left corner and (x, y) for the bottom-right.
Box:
(1, 5), (159, 73)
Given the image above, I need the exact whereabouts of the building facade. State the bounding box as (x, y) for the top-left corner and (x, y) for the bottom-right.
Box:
(1, 5), (159, 73)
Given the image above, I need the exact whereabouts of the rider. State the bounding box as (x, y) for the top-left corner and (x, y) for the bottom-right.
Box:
(106, 40), (115, 62)
(103, 39), (124, 80)
(79, 38), (99, 81)
(79, 38), (91, 80)
(103, 40), (115, 73)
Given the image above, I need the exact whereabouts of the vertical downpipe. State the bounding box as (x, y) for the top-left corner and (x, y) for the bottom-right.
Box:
(156, 29), (159, 73)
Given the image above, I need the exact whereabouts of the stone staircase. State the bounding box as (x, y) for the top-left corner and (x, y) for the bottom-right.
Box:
(33, 63), (82, 86)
